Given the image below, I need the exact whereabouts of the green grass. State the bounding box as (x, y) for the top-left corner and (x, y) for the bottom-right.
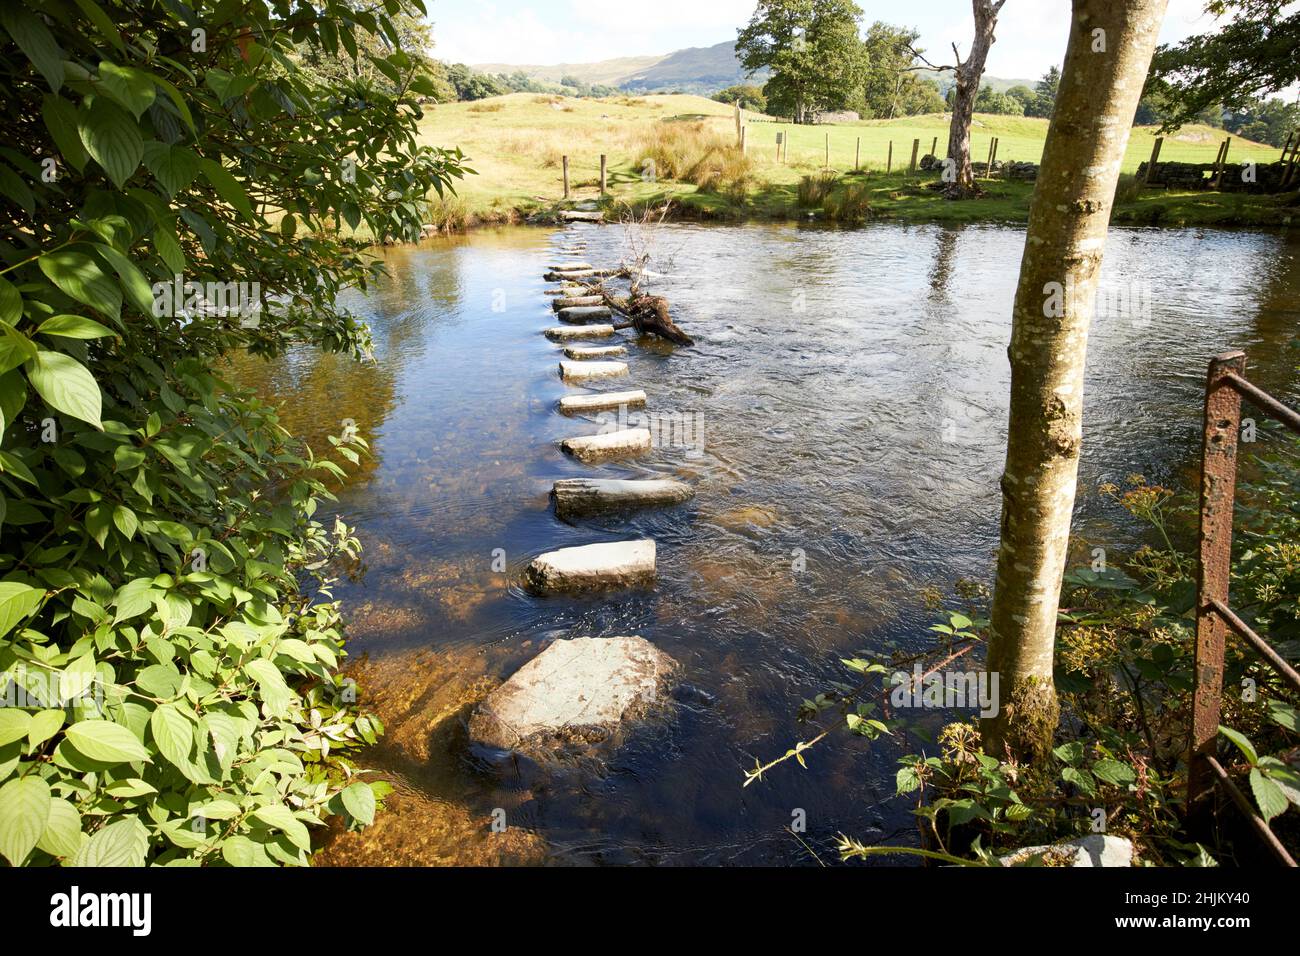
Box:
(415, 93), (1298, 230)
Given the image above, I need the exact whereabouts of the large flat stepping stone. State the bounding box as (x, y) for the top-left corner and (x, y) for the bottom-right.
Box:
(558, 306), (613, 323)
(560, 427), (652, 462)
(545, 324), (615, 341)
(563, 344), (626, 359)
(544, 286), (588, 297)
(548, 262), (593, 271)
(553, 478), (695, 518)
(558, 210), (604, 222)
(553, 295), (605, 309)
(558, 389), (646, 413)
(560, 359), (626, 382)
(525, 540), (655, 592)
(468, 636), (676, 754)
(545, 269), (595, 281)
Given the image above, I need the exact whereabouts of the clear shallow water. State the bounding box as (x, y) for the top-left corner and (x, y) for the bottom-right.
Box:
(230, 221), (1300, 865)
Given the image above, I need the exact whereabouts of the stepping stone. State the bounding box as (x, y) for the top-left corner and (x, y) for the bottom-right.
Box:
(545, 270), (595, 281)
(545, 286), (588, 297)
(560, 359), (627, 382)
(553, 478), (695, 518)
(558, 389), (645, 413)
(553, 295), (605, 309)
(563, 344), (627, 359)
(545, 324), (615, 341)
(468, 636), (676, 755)
(558, 306), (613, 323)
(524, 540), (655, 592)
(548, 262), (593, 271)
(560, 427), (652, 463)
(558, 211), (604, 222)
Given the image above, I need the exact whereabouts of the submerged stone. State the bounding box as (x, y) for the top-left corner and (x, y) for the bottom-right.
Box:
(553, 478), (695, 517)
(468, 635), (676, 755)
(560, 427), (652, 462)
(545, 324), (615, 341)
(559, 359), (627, 381)
(524, 539), (655, 592)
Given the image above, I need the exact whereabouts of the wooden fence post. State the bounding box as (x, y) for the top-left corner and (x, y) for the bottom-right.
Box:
(599, 154), (607, 195)
(825, 132), (830, 169)
(1188, 350), (1247, 825)
(855, 136), (860, 171)
(1214, 136), (1232, 189)
(909, 138), (920, 173)
(887, 140), (893, 173)
(990, 137), (1000, 176)
(930, 135), (938, 157)
(1143, 136), (1164, 186)
(562, 155), (569, 199)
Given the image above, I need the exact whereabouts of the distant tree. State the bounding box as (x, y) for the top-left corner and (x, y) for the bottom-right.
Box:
(560, 75), (581, 88)
(858, 22), (945, 118)
(442, 63), (507, 101)
(737, 0), (871, 123)
(714, 84), (769, 112)
(974, 86), (1025, 115)
(1005, 84), (1037, 110)
(1223, 96), (1300, 146)
(1022, 67), (1061, 118)
(1147, 0), (1300, 132)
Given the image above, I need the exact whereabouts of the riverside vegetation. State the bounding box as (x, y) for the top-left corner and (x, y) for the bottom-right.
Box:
(414, 92), (1295, 230)
(0, 0), (465, 865)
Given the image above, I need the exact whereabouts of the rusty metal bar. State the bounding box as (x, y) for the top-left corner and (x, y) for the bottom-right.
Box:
(1209, 598), (1300, 694)
(1188, 351), (1246, 820)
(1224, 373), (1300, 434)
(1207, 756), (1298, 866)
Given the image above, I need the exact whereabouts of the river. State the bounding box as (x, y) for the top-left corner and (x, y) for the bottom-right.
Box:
(228, 221), (1300, 865)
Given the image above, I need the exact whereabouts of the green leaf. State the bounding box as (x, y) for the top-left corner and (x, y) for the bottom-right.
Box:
(26, 710), (65, 748)
(72, 816), (148, 866)
(97, 61), (156, 119)
(64, 719), (150, 764)
(0, 581), (44, 639)
(1249, 768), (1289, 823)
(1091, 759), (1137, 787)
(0, 277), (21, 325)
(222, 834), (275, 867)
(0, 325), (38, 377)
(35, 797), (81, 859)
(200, 158), (256, 221)
(141, 143), (200, 196)
(149, 703), (194, 774)
(71, 0), (124, 51)
(341, 781), (376, 826)
(25, 349), (103, 429)
(1218, 725), (1258, 766)
(94, 243), (155, 316)
(37, 314), (115, 340)
(252, 803), (311, 851)
(1061, 766), (1096, 795)
(1052, 741), (1085, 766)
(78, 99), (143, 188)
(245, 658), (293, 717)
(0, 6), (65, 91)
(59, 652), (97, 703)
(0, 776), (51, 865)
(0, 710), (31, 747)
(38, 249), (122, 320)
(41, 95), (89, 171)
(112, 504), (138, 540)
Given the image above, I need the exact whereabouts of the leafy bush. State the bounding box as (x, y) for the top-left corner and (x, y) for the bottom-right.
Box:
(0, 0), (464, 865)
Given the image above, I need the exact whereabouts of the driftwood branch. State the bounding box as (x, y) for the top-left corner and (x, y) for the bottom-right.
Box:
(580, 269), (694, 346)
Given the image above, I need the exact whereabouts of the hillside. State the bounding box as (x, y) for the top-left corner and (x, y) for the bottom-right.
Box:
(470, 54), (664, 87)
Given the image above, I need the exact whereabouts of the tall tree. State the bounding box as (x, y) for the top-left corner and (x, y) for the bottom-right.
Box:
(982, 0), (1169, 760)
(912, 1), (1007, 198)
(737, 0), (870, 124)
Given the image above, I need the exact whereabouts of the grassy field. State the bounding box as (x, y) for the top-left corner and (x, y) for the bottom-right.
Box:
(415, 92), (1297, 228)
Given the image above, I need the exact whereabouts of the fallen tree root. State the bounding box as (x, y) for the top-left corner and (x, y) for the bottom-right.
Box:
(582, 271), (694, 346)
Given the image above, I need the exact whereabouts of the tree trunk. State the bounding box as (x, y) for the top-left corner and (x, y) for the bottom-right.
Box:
(946, 0), (1006, 198)
(981, 0), (1169, 760)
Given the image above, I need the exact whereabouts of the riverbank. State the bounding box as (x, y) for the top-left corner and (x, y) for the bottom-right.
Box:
(416, 92), (1297, 232)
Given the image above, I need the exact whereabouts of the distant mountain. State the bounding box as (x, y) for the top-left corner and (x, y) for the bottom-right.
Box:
(472, 41), (1031, 97)
(472, 41), (764, 95)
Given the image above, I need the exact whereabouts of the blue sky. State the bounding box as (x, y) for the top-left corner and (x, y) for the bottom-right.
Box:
(430, 0), (1218, 79)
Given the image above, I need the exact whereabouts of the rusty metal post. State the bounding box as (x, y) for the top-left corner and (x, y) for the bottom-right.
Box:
(1188, 350), (1247, 824)
(562, 155), (570, 199)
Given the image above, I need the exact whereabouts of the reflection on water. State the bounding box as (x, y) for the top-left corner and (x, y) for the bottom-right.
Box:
(227, 222), (1300, 866)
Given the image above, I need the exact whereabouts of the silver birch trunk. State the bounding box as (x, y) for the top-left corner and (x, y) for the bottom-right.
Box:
(982, 0), (1169, 759)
